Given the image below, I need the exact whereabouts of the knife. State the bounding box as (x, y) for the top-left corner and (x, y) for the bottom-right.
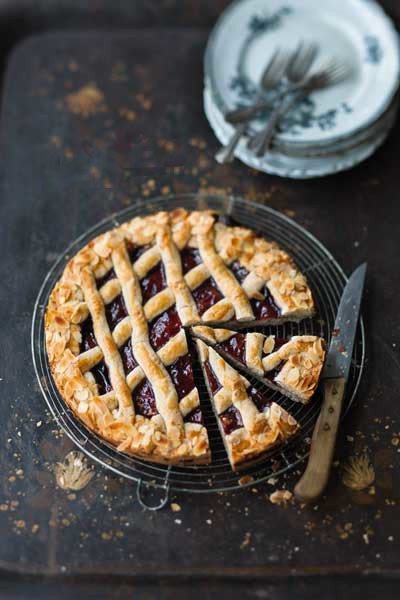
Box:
(294, 262), (367, 503)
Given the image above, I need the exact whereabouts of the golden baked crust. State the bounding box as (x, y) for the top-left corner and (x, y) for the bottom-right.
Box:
(192, 326), (326, 403)
(45, 208), (314, 465)
(196, 340), (299, 469)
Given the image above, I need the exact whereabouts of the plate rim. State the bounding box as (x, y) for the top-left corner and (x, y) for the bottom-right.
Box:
(204, 86), (396, 178)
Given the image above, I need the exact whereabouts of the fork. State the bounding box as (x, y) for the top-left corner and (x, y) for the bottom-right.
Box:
(250, 61), (350, 157)
(248, 43), (319, 155)
(227, 42), (318, 125)
(215, 49), (290, 164)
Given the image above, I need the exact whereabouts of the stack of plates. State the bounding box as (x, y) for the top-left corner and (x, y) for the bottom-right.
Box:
(204, 0), (400, 178)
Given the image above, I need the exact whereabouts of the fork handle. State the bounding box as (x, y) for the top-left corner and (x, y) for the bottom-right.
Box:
(226, 100), (274, 124)
(248, 104), (286, 156)
(248, 90), (306, 156)
(226, 84), (298, 124)
(215, 122), (247, 164)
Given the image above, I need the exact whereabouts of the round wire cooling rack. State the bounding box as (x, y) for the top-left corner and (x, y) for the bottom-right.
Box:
(32, 194), (365, 508)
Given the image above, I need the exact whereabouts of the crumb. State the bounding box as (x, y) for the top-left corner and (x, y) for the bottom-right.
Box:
(284, 209), (296, 218)
(15, 520), (26, 529)
(135, 93), (152, 111)
(50, 136), (61, 148)
(66, 83), (106, 117)
(269, 490), (293, 506)
(189, 137), (207, 150)
(89, 166), (101, 179)
(238, 475), (254, 486)
(174, 519), (182, 525)
(158, 139), (175, 152)
(119, 107), (137, 121)
(240, 532), (251, 549)
(171, 502), (181, 513)
(68, 60), (79, 72)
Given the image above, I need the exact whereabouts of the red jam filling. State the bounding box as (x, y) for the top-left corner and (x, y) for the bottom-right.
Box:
(203, 360), (222, 395)
(119, 338), (137, 375)
(140, 263), (167, 304)
(217, 214), (240, 227)
(126, 242), (152, 264)
(105, 294), (128, 330)
(192, 277), (223, 315)
(80, 317), (97, 353)
(184, 407), (204, 425)
(230, 261), (281, 320)
(263, 366), (282, 382)
(149, 307), (182, 351)
(91, 360), (112, 395)
(273, 337), (287, 351)
(166, 353), (195, 400)
(247, 386), (272, 412)
(250, 294), (280, 320)
(229, 260), (249, 284)
(217, 333), (246, 365)
(180, 246), (202, 274)
(132, 378), (158, 418)
(96, 268), (116, 289)
(219, 405), (243, 435)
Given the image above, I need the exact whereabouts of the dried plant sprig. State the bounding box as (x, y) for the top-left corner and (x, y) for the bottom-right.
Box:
(55, 450), (95, 491)
(342, 454), (375, 490)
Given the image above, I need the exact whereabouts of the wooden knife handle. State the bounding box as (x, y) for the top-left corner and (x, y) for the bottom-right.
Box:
(294, 378), (346, 503)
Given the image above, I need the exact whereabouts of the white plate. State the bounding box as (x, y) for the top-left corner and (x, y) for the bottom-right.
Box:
(204, 85), (397, 178)
(205, 0), (399, 147)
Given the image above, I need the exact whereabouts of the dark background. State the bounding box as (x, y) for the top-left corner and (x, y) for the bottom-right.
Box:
(0, 1), (399, 598)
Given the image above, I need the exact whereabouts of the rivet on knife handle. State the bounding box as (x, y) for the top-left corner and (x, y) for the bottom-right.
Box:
(294, 377), (346, 503)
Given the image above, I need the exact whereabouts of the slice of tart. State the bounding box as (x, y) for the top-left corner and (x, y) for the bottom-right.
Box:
(192, 326), (326, 404)
(196, 339), (299, 469)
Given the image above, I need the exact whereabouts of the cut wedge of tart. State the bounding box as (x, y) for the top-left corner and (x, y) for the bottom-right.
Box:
(192, 326), (326, 404)
(196, 339), (299, 469)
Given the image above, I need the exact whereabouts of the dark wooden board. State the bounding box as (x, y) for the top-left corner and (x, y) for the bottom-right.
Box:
(0, 23), (399, 591)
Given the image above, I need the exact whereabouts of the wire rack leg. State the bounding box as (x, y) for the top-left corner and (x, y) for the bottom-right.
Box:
(136, 465), (171, 511)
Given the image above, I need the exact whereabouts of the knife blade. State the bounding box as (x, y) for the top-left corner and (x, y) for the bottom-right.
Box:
(322, 262), (367, 381)
(294, 263), (367, 503)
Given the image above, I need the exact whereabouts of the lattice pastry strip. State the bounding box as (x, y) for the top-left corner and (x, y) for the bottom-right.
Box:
(191, 326), (326, 404)
(196, 340), (299, 469)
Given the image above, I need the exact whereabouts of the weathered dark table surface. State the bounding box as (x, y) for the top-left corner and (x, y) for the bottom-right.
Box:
(0, 2), (399, 598)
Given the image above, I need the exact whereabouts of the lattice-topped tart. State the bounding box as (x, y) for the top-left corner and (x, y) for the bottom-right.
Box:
(45, 208), (317, 466)
(192, 327), (326, 404)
